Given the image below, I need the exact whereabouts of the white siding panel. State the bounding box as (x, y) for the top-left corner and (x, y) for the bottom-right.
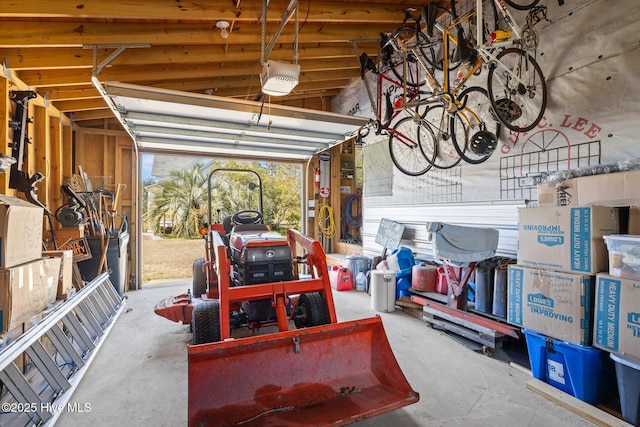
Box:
(362, 200), (526, 262)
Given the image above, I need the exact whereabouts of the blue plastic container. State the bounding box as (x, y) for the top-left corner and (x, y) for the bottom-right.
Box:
(391, 247), (414, 270)
(390, 247), (415, 299)
(523, 329), (605, 404)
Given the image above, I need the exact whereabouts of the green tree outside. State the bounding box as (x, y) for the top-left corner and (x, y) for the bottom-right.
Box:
(144, 160), (301, 238)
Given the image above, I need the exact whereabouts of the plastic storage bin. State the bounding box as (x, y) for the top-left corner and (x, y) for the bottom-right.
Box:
(610, 353), (640, 426)
(77, 231), (129, 296)
(603, 234), (640, 279)
(346, 255), (371, 283)
(523, 329), (605, 404)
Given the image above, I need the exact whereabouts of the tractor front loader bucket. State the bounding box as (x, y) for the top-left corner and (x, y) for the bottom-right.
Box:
(188, 316), (419, 427)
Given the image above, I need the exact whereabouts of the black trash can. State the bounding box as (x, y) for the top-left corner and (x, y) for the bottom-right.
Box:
(77, 231), (129, 296)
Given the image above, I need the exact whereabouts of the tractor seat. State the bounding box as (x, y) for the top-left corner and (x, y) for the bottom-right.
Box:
(426, 222), (499, 263)
(230, 223), (270, 234)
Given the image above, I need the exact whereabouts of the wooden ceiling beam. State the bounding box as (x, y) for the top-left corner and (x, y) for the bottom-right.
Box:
(213, 80), (355, 100)
(0, 21), (396, 47)
(41, 85), (100, 101)
(17, 57), (361, 87)
(52, 98), (108, 112)
(71, 109), (117, 121)
(151, 76), (358, 97)
(1, 0), (414, 24)
(0, 43), (379, 70)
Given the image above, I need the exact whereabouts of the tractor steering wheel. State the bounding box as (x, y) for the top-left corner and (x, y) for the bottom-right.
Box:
(231, 210), (263, 225)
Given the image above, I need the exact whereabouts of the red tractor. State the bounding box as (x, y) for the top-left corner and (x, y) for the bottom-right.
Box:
(155, 168), (418, 426)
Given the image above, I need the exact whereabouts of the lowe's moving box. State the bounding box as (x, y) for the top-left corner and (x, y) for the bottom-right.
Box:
(517, 205), (620, 275)
(0, 259), (50, 332)
(537, 169), (640, 208)
(507, 265), (594, 346)
(593, 274), (640, 360)
(0, 195), (44, 269)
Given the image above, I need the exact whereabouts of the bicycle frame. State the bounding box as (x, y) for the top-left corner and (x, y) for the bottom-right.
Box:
(376, 52), (427, 130)
(452, 0), (539, 94)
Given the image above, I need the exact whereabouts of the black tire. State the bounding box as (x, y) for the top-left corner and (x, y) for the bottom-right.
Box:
(419, 105), (462, 169)
(192, 301), (221, 345)
(294, 292), (329, 329)
(192, 258), (207, 298)
(388, 116), (436, 176)
(420, 4), (463, 71)
(503, 0), (540, 10)
(451, 86), (500, 164)
(487, 48), (547, 132)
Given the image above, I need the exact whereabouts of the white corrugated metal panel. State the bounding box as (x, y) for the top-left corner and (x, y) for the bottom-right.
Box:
(362, 200), (526, 262)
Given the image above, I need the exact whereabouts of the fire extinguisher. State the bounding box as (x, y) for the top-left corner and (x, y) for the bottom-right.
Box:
(314, 167), (321, 188)
(318, 153), (330, 198)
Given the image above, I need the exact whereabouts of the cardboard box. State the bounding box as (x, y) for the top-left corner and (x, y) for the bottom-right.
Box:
(43, 224), (85, 247)
(507, 265), (594, 346)
(593, 274), (640, 360)
(537, 169), (640, 207)
(0, 195), (44, 268)
(0, 259), (49, 332)
(42, 256), (62, 305)
(43, 250), (74, 298)
(517, 205), (621, 275)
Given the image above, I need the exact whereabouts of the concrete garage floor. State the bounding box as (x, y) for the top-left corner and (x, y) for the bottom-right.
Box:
(57, 279), (597, 427)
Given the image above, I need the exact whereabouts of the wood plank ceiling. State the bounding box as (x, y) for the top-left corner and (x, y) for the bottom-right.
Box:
(0, 0), (445, 127)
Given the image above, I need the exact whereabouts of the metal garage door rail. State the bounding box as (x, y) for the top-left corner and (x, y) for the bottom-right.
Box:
(0, 273), (124, 426)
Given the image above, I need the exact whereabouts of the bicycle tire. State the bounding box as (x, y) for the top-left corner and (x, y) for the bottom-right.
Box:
(419, 105), (462, 169)
(503, 0), (540, 11)
(421, 4), (463, 71)
(388, 115), (436, 176)
(389, 27), (436, 87)
(451, 86), (500, 164)
(487, 47), (547, 132)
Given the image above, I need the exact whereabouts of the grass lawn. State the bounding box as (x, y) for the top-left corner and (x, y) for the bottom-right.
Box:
(141, 237), (203, 283)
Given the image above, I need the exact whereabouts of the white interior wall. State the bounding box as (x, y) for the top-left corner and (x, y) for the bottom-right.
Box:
(332, 0), (640, 262)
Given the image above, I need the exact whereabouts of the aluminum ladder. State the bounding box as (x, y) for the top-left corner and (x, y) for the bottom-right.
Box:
(0, 273), (125, 426)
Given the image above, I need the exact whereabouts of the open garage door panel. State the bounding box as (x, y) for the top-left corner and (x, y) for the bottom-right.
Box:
(98, 81), (369, 161)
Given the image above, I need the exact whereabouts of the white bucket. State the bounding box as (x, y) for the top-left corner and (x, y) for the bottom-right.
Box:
(370, 270), (396, 312)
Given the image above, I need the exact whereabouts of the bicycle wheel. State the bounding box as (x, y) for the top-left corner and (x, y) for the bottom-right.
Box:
(420, 105), (462, 169)
(389, 27), (436, 87)
(420, 4), (462, 71)
(451, 86), (500, 164)
(487, 47), (547, 132)
(388, 115), (436, 176)
(503, 0), (540, 11)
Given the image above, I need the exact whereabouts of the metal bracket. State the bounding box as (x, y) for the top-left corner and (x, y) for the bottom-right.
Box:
(261, 0), (299, 64)
(84, 44), (151, 76)
(2, 59), (12, 78)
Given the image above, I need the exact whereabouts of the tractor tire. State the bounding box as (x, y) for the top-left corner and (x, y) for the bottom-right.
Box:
(192, 257), (207, 298)
(294, 292), (329, 329)
(192, 301), (221, 345)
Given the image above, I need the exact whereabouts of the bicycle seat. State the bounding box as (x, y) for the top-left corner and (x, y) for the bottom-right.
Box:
(426, 222), (499, 263)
